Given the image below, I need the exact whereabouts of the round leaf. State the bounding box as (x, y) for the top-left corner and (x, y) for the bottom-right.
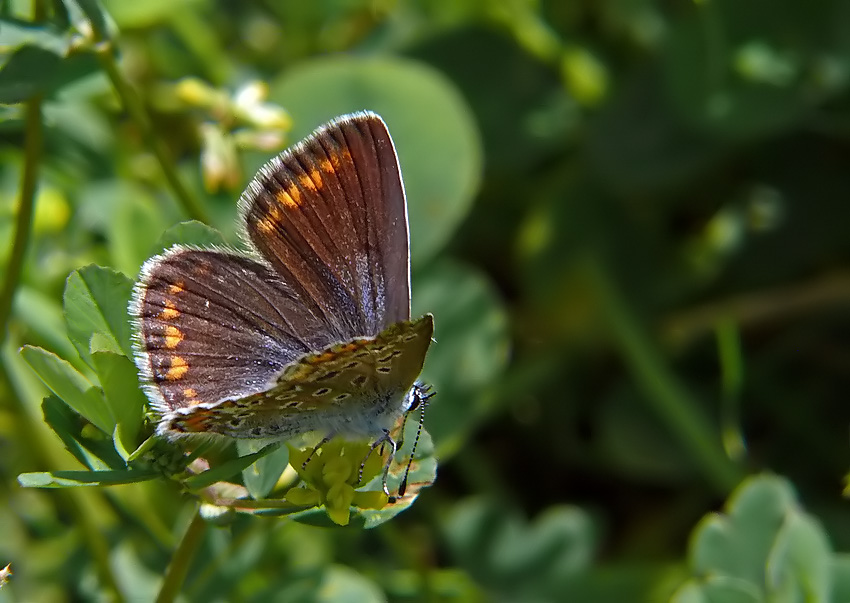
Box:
(413, 260), (510, 451)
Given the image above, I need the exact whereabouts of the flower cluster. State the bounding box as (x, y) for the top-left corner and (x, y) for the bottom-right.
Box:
(285, 439), (389, 526)
(173, 79), (292, 192)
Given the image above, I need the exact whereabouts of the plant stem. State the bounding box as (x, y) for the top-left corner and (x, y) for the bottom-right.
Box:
(155, 509), (207, 603)
(586, 258), (743, 494)
(95, 44), (209, 224)
(663, 270), (850, 348)
(715, 319), (747, 462)
(0, 95), (42, 349)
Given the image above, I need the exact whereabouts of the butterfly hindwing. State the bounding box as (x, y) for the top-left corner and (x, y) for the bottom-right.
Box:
(161, 315), (434, 439)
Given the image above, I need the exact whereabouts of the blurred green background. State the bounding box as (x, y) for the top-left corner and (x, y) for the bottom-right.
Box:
(2, 0), (850, 601)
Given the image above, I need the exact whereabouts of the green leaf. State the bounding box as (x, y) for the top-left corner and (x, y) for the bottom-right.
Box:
(280, 506), (352, 526)
(62, 0), (111, 41)
(63, 265), (135, 367)
(0, 45), (62, 103)
(42, 396), (126, 471)
(90, 350), (146, 457)
(412, 260), (510, 452)
(237, 439), (290, 500)
(766, 512), (832, 600)
(358, 424), (438, 529)
(153, 220), (228, 251)
(184, 443), (282, 490)
(832, 555), (850, 601)
(442, 497), (596, 598)
(20, 345), (113, 434)
(691, 475), (796, 581)
(13, 285), (81, 370)
(108, 192), (170, 277)
(315, 566), (385, 603)
(17, 469), (159, 488)
(671, 577), (763, 603)
(685, 474), (836, 599)
(0, 18), (69, 54)
(100, 0), (197, 28)
(126, 434), (161, 463)
(42, 395), (96, 469)
(270, 55), (482, 265)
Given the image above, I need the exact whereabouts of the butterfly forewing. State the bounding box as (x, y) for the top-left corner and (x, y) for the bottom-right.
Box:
(162, 315), (434, 439)
(132, 248), (344, 414)
(240, 113), (410, 340)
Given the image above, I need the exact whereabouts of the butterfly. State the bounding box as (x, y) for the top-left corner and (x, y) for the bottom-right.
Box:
(130, 112), (434, 494)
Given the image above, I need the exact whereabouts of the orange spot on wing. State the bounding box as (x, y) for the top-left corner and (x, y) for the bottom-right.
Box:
(165, 356), (188, 380)
(183, 411), (211, 430)
(287, 185), (302, 206)
(183, 387), (198, 398)
(330, 148), (352, 173)
(275, 189), (299, 209)
(331, 147), (351, 168)
(257, 217), (278, 233)
(320, 158), (334, 174)
(163, 325), (184, 349)
(308, 169), (324, 187)
(159, 299), (179, 320)
(267, 203), (283, 220)
(309, 351), (337, 364)
(299, 174), (318, 191)
(256, 203), (282, 233)
(168, 282), (185, 294)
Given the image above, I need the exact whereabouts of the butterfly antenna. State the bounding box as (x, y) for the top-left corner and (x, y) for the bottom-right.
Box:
(394, 385), (434, 502)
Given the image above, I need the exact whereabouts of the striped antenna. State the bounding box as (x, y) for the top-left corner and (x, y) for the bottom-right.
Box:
(391, 383), (434, 502)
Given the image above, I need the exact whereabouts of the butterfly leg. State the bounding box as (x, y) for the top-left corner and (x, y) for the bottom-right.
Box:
(356, 429), (397, 497)
(302, 434), (333, 470)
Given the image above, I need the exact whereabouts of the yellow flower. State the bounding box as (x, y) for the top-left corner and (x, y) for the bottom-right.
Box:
(325, 482), (356, 525)
(285, 438), (389, 526)
(284, 487), (320, 507)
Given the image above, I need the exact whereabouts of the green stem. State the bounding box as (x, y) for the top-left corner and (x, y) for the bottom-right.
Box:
(586, 259), (743, 494)
(95, 44), (209, 224)
(715, 318), (746, 462)
(0, 95), (42, 349)
(155, 509), (207, 603)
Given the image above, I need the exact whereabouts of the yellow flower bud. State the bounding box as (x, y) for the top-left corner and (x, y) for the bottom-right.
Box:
(285, 487), (321, 507)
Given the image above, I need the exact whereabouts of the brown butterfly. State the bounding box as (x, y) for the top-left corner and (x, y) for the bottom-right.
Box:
(130, 112), (434, 493)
